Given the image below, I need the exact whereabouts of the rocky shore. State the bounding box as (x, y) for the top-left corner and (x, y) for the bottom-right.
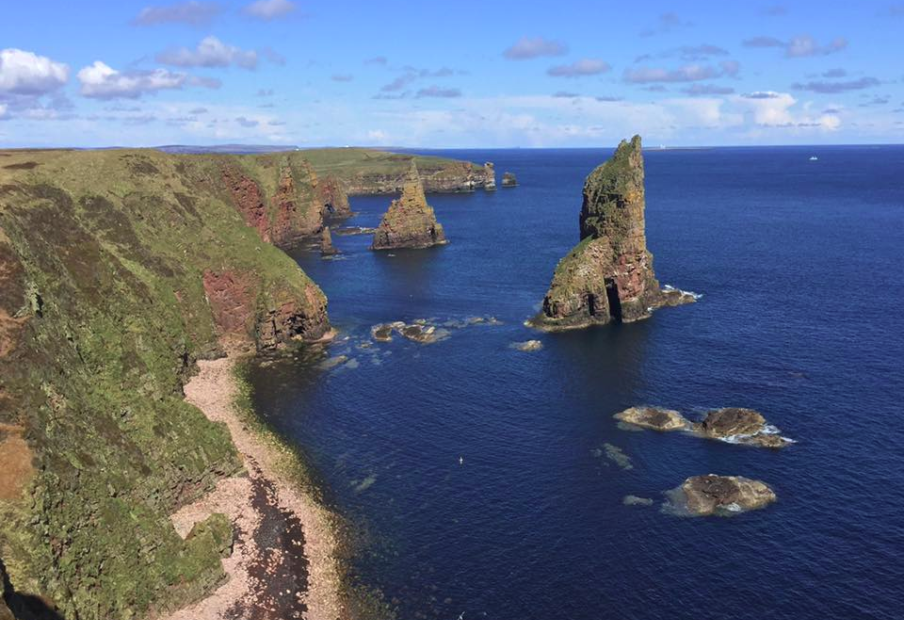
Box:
(162, 355), (341, 620)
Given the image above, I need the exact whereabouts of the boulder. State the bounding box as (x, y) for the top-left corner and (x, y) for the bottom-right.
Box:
(673, 474), (776, 516)
(614, 406), (689, 431)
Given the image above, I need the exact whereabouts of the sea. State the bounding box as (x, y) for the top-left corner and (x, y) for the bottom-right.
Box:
(247, 145), (904, 620)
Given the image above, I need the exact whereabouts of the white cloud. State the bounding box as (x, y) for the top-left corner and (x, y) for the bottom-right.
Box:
(78, 61), (190, 99)
(503, 37), (568, 60)
(0, 49), (69, 96)
(547, 59), (611, 78)
(156, 36), (258, 69)
(243, 0), (296, 20)
(786, 35), (847, 58)
(132, 1), (222, 26)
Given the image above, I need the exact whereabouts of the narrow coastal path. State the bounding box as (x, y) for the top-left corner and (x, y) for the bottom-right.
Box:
(162, 356), (341, 620)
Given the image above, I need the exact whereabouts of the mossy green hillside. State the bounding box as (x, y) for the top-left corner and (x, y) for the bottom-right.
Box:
(0, 148), (330, 619)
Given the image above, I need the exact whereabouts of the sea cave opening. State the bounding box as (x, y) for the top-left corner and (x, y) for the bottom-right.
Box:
(605, 278), (623, 322)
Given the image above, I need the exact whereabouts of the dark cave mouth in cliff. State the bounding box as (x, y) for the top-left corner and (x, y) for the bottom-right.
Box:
(605, 279), (623, 322)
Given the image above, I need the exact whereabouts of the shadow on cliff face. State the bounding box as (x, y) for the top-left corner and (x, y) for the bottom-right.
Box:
(0, 559), (65, 620)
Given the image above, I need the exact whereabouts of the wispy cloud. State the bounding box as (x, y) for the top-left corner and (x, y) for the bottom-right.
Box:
(761, 5), (788, 16)
(235, 115), (259, 127)
(625, 61), (739, 84)
(331, 74), (353, 82)
(156, 36), (258, 69)
(503, 36), (568, 60)
(640, 12), (692, 37)
(365, 56), (388, 66)
(243, 0), (296, 20)
(547, 59), (611, 78)
(416, 86), (461, 98)
(743, 34), (847, 57)
(682, 83), (736, 96)
(791, 77), (880, 93)
(132, 1), (222, 27)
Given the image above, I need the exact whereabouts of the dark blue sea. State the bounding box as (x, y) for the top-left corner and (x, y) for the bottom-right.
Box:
(248, 146), (904, 620)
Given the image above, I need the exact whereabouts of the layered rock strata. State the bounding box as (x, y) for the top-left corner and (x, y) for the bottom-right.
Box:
(533, 135), (693, 330)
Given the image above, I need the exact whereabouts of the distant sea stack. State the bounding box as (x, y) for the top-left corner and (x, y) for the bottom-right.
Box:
(502, 172), (518, 187)
(532, 135), (694, 330)
(320, 226), (339, 256)
(484, 162), (497, 191)
(371, 164), (448, 250)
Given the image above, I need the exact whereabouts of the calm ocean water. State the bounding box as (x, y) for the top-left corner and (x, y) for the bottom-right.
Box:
(248, 146), (904, 620)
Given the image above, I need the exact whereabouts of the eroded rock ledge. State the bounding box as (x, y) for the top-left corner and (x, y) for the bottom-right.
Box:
(531, 136), (694, 330)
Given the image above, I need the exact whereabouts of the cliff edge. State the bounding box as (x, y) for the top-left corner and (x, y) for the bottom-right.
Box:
(0, 148), (330, 619)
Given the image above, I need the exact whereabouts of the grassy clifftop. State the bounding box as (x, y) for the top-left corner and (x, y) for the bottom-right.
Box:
(0, 148), (330, 618)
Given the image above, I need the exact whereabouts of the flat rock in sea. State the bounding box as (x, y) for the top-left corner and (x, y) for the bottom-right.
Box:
(614, 406), (689, 431)
(623, 495), (654, 507)
(693, 407), (792, 449)
(665, 474), (776, 517)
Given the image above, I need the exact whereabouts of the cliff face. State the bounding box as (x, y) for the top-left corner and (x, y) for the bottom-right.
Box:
(0, 148), (330, 619)
(371, 169), (447, 250)
(315, 174), (352, 220)
(221, 154), (324, 249)
(534, 136), (691, 329)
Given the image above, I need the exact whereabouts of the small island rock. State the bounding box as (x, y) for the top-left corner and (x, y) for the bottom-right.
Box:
(615, 406), (689, 431)
(694, 407), (790, 449)
(502, 171), (518, 187)
(512, 340), (543, 352)
(673, 474), (777, 516)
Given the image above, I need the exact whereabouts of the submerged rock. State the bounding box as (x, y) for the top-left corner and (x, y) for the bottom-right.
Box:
(668, 475), (776, 517)
(603, 443), (633, 470)
(532, 136), (694, 330)
(320, 226), (339, 256)
(511, 339), (543, 352)
(694, 407), (791, 449)
(370, 321), (448, 344)
(502, 171), (518, 187)
(333, 226), (376, 236)
(371, 163), (448, 250)
(623, 495), (654, 507)
(614, 406), (689, 432)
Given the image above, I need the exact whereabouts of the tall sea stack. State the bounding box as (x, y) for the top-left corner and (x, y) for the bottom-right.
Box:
(532, 135), (693, 330)
(371, 163), (447, 250)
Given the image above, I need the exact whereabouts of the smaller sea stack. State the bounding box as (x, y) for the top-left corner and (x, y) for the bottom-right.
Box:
(502, 172), (518, 187)
(371, 164), (447, 250)
(320, 226), (339, 256)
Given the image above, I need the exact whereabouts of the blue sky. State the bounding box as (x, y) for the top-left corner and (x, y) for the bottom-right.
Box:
(1, 0), (903, 147)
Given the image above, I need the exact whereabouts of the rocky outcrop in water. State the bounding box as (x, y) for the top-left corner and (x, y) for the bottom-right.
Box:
(502, 172), (518, 187)
(320, 226), (339, 257)
(615, 406), (689, 431)
(372, 166), (447, 250)
(670, 475), (777, 516)
(483, 162), (497, 191)
(694, 408), (790, 449)
(532, 136), (694, 330)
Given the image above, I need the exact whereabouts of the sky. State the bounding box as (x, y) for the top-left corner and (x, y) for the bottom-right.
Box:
(1, 0), (903, 148)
